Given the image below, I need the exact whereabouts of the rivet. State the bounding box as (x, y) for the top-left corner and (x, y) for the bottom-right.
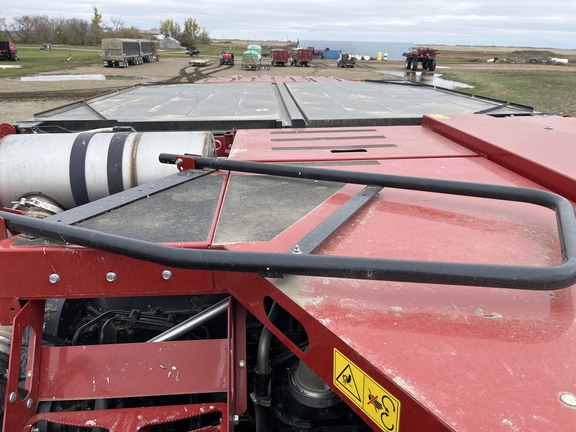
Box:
(26, 398), (34, 409)
(106, 272), (117, 282)
(560, 392), (576, 408)
(292, 245), (302, 254)
(238, 360), (246, 368)
(48, 274), (60, 284)
(162, 270), (173, 280)
(9, 392), (16, 403)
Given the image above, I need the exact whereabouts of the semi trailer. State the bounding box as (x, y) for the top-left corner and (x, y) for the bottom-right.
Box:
(102, 38), (159, 68)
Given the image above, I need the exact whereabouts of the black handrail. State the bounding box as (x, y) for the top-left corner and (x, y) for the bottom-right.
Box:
(2, 156), (576, 291)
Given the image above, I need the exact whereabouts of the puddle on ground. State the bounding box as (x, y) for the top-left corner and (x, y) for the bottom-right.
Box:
(376, 69), (473, 89)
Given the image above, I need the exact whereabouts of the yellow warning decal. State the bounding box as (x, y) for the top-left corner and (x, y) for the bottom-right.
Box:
(429, 114), (450, 119)
(333, 348), (400, 432)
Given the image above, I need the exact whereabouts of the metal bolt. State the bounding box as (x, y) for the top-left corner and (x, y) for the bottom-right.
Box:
(27, 370), (32, 378)
(162, 270), (173, 280)
(48, 274), (60, 284)
(233, 414), (240, 425)
(545, 125), (553, 130)
(106, 272), (117, 282)
(560, 392), (576, 408)
(292, 245), (302, 254)
(9, 392), (16, 403)
(238, 360), (246, 368)
(26, 398), (34, 409)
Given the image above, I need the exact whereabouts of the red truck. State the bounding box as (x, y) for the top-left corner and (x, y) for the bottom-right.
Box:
(403, 46), (438, 71)
(270, 49), (289, 66)
(0, 41), (17, 61)
(219, 52), (235, 66)
(290, 48), (313, 67)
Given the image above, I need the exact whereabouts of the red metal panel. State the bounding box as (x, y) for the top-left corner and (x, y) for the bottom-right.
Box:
(229, 126), (477, 162)
(3, 301), (44, 432)
(423, 114), (576, 201)
(20, 402), (228, 431)
(219, 149), (576, 430)
(0, 244), (217, 299)
(226, 156), (562, 265)
(224, 272), (450, 431)
(38, 339), (228, 400)
(195, 75), (346, 84)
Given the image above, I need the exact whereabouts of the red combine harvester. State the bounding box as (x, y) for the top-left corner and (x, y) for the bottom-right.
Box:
(403, 46), (438, 71)
(0, 75), (575, 431)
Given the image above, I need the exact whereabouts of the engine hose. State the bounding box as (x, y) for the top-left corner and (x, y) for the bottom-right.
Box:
(255, 302), (280, 431)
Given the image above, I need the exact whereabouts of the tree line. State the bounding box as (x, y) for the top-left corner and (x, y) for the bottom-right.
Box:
(0, 7), (210, 46)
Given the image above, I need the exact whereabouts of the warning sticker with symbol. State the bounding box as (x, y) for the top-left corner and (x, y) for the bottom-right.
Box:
(333, 349), (400, 432)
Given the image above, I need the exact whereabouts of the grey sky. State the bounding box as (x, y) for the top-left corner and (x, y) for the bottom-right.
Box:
(2, 1), (575, 49)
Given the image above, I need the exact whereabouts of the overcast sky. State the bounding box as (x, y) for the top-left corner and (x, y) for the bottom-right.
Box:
(2, 1), (575, 49)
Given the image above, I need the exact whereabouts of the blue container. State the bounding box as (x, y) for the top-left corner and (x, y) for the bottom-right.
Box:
(323, 50), (341, 60)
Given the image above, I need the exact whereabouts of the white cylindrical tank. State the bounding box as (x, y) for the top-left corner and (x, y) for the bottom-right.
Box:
(0, 131), (215, 209)
(550, 58), (569, 65)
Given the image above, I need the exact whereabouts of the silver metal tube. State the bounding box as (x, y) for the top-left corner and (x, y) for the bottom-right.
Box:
(147, 297), (229, 343)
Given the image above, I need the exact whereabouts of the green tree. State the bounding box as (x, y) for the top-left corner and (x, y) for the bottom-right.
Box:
(159, 19), (180, 38)
(91, 6), (103, 28)
(180, 18), (210, 46)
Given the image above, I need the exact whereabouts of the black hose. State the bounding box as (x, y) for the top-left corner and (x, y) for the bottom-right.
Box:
(255, 302), (280, 431)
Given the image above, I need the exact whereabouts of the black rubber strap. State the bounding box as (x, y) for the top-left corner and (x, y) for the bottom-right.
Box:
(107, 132), (130, 195)
(69, 132), (97, 207)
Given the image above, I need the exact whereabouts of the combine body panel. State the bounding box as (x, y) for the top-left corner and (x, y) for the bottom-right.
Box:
(102, 38), (159, 68)
(270, 49), (289, 66)
(1, 77), (576, 431)
(291, 48), (313, 67)
(0, 41), (17, 61)
(403, 46), (438, 71)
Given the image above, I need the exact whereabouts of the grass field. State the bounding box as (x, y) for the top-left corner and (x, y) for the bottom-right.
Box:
(441, 69), (576, 116)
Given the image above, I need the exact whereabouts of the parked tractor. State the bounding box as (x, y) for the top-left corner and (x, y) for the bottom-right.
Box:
(403, 47), (438, 71)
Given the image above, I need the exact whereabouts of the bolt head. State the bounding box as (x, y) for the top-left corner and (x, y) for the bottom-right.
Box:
(238, 360), (246, 368)
(106, 272), (117, 282)
(26, 398), (34, 409)
(9, 392), (16, 403)
(48, 274), (60, 284)
(162, 270), (173, 280)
